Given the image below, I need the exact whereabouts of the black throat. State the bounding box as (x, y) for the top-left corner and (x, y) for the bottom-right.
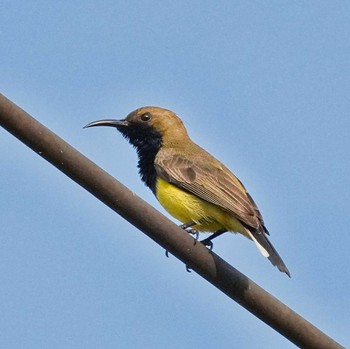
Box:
(117, 126), (162, 194)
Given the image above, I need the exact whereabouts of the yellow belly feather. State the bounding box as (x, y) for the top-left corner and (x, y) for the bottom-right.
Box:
(156, 178), (246, 234)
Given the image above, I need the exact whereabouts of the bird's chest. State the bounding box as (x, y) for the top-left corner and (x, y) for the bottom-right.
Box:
(155, 177), (230, 232)
(136, 138), (162, 194)
(156, 178), (198, 222)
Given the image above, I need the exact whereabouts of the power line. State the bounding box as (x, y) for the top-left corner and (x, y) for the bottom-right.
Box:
(0, 93), (345, 349)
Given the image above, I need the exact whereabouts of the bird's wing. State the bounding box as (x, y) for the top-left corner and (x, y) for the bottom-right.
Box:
(155, 148), (291, 276)
(155, 149), (263, 231)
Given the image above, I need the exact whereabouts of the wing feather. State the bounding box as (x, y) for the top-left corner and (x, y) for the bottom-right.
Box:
(155, 147), (263, 230)
(155, 146), (290, 276)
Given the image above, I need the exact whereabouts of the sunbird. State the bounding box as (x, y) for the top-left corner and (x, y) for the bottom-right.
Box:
(85, 107), (290, 276)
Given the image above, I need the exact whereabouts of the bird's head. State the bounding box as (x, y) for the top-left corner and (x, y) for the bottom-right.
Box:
(84, 106), (189, 148)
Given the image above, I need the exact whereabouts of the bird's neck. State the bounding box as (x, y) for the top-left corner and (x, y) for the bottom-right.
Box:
(134, 134), (162, 194)
(120, 126), (190, 194)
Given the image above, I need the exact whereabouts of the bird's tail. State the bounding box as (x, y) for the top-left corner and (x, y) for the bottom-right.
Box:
(246, 229), (291, 277)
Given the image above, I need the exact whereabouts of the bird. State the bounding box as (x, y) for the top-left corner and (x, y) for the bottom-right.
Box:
(85, 106), (290, 277)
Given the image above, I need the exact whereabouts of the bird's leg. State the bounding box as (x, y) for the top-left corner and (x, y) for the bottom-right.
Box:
(165, 222), (199, 258)
(201, 229), (227, 251)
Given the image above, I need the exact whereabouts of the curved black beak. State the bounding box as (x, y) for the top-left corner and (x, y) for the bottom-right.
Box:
(84, 119), (129, 129)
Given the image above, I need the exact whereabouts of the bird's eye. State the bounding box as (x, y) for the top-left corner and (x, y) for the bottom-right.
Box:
(140, 113), (152, 122)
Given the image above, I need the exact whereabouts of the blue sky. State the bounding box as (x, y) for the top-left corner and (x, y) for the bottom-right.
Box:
(1, 1), (349, 348)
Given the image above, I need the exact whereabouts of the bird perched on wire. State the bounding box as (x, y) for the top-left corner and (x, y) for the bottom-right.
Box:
(85, 107), (290, 277)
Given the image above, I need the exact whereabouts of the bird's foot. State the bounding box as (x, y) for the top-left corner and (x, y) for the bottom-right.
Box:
(200, 237), (214, 251)
(186, 229), (199, 243)
(165, 222), (199, 256)
(165, 222), (199, 259)
(179, 222), (199, 244)
(179, 222), (195, 229)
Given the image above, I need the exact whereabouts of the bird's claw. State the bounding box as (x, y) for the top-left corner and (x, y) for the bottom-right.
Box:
(179, 223), (199, 244)
(187, 229), (199, 244)
(165, 224), (199, 259)
(200, 238), (214, 251)
(166, 251), (192, 272)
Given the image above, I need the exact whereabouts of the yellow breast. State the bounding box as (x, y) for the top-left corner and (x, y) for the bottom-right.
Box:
(155, 177), (245, 234)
